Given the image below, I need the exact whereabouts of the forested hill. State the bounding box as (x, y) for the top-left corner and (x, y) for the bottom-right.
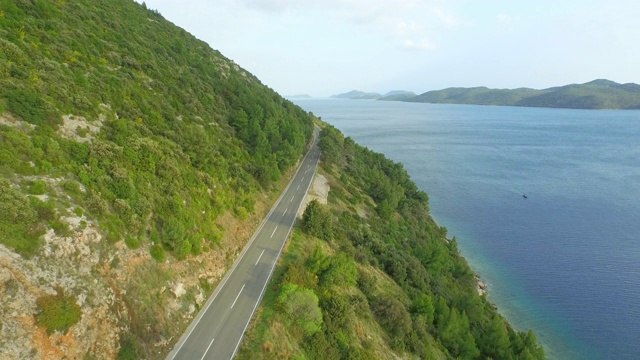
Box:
(0, 0), (312, 358)
(404, 79), (640, 109)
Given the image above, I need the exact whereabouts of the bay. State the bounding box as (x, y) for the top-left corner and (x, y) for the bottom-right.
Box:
(292, 98), (640, 360)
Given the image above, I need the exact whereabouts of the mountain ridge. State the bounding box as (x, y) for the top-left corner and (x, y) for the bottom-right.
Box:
(404, 79), (640, 109)
(332, 80), (640, 109)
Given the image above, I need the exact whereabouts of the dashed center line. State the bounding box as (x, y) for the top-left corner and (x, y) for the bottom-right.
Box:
(255, 249), (265, 266)
(200, 338), (215, 360)
(230, 284), (245, 309)
(291, 195), (295, 202)
(284, 207), (288, 214)
(271, 226), (277, 238)
(296, 184), (300, 190)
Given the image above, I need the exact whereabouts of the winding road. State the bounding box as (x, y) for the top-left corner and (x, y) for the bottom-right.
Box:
(166, 128), (321, 360)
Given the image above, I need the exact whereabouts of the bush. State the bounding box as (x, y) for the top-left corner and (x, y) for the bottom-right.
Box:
(28, 179), (47, 195)
(118, 335), (140, 360)
(50, 219), (72, 237)
(35, 288), (82, 335)
(4, 89), (47, 126)
(124, 236), (140, 249)
(0, 180), (43, 256)
(150, 244), (165, 262)
(277, 283), (323, 336)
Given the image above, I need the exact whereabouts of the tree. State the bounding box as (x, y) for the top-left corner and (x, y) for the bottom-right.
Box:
(372, 294), (412, 350)
(302, 200), (333, 241)
(277, 283), (323, 336)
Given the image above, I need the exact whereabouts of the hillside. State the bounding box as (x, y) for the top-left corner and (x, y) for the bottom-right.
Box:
(404, 80), (640, 109)
(0, 0), (312, 358)
(237, 124), (545, 359)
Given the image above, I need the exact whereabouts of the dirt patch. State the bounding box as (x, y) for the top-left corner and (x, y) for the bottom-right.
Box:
(0, 112), (35, 131)
(297, 173), (329, 218)
(57, 114), (104, 143)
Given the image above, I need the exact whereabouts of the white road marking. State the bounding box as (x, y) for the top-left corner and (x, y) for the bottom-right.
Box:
(271, 227), (277, 238)
(284, 207), (288, 214)
(200, 338), (215, 360)
(230, 284), (245, 309)
(296, 184), (300, 190)
(255, 249), (265, 266)
(291, 195), (295, 202)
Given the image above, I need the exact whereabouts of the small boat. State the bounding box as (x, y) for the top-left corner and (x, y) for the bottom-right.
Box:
(522, 194), (528, 199)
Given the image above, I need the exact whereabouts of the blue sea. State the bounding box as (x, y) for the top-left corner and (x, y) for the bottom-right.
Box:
(292, 98), (640, 360)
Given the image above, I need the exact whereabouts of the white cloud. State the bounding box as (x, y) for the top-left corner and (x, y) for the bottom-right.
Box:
(432, 7), (461, 28)
(402, 38), (437, 51)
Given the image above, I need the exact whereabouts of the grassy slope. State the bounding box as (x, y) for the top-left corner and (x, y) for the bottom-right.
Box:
(405, 80), (640, 109)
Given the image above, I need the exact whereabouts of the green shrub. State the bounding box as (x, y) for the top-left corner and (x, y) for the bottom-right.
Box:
(28, 179), (47, 195)
(118, 335), (140, 360)
(50, 219), (71, 237)
(124, 236), (140, 249)
(277, 283), (323, 336)
(35, 288), (82, 335)
(150, 244), (165, 262)
(76, 126), (90, 138)
(62, 180), (82, 195)
(0, 180), (43, 256)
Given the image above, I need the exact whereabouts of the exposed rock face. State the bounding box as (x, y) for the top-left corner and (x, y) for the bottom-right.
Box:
(0, 219), (120, 359)
(0, 172), (280, 359)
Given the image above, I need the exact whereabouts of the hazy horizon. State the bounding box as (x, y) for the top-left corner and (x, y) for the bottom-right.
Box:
(136, 0), (640, 97)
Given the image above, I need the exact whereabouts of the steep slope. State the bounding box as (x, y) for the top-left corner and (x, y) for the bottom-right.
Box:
(404, 80), (640, 109)
(238, 124), (546, 359)
(0, 0), (312, 358)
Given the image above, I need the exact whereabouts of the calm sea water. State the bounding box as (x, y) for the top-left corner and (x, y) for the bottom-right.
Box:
(292, 98), (640, 360)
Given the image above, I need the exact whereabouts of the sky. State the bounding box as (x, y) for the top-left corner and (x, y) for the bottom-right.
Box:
(136, 0), (640, 97)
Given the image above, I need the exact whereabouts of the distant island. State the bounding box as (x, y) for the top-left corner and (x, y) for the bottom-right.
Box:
(331, 90), (383, 99)
(331, 89), (416, 100)
(334, 80), (640, 110)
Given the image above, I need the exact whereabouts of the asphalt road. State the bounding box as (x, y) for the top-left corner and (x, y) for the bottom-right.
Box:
(166, 128), (321, 360)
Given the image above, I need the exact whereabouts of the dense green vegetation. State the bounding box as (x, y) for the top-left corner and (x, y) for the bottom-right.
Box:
(404, 79), (640, 109)
(239, 125), (545, 359)
(0, 0), (313, 259)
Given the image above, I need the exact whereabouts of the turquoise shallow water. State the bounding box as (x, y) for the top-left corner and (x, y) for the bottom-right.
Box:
(293, 98), (640, 360)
